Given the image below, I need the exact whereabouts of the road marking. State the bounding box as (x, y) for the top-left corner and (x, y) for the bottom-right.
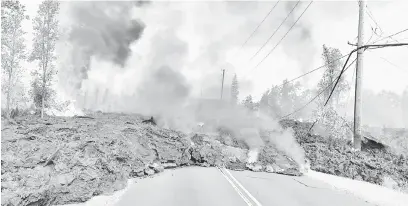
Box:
(217, 167), (262, 206)
(222, 168), (263, 206)
(217, 167), (254, 206)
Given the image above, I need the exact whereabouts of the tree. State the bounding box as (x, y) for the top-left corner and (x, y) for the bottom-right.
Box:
(259, 90), (270, 115)
(402, 87), (408, 128)
(29, 0), (60, 118)
(268, 85), (281, 118)
(280, 79), (301, 116)
(230, 74), (239, 105)
(1, 0), (28, 117)
(242, 95), (255, 111)
(317, 45), (350, 107)
(296, 88), (316, 120)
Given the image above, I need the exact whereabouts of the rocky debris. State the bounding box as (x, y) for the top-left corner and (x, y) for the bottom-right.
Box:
(265, 165), (274, 173)
(150, 163), (164, 173)
(361, 133), (389, 151)
(256, 143), (303, 176)
(144, 168), (155, 176)
(10, 107), (19, 119)
(162, 163), (177, 169)
(1, 114), (185, 206)
(280, 119), (408, 192)
(1, 114), (304, 206)
(225, 160), (246, 171)
(246, 163), (263, 172)
(141, 116), (156, 126)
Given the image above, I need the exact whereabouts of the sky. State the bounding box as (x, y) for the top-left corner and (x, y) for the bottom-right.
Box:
(13, 0), (408, 104)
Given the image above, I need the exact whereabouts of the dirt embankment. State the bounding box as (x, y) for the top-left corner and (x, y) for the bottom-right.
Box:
(1, 113), (301, 206)
(280, 119), (408, 193)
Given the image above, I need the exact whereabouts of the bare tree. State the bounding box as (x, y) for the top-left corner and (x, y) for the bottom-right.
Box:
(1, 0), (28, 117)
(29, 0), (60, 118)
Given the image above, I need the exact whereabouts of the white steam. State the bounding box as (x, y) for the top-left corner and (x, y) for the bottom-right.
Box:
(52, 1), (308, 163)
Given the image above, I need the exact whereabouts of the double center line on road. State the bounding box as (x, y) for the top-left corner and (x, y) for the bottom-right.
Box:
(217, 167), (263, 206)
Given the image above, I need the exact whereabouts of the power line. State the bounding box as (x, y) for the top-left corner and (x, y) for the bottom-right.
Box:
(188, 2), (280, 74)
(365, 6), (403, 45)
(275, 53), (349, 88)
(279, 57), (357, 120)
(253, 1), (313, 70)
(368, 50), (408, 72)
(378, 56), (406, 71)
(253, 52), (349, 101)
(308, 40), (364, 132)
(372, 28), (408, 44)
(217, 1), (281, 75)
(365, 5), (383, 35)
(248, 0), (300, 61)
(237, 1), (280, 54)
(323, 52), (356, 107)
(345, 62), (356, 115)
(276, 42), (407, 97)
(307, 56), (357, 133)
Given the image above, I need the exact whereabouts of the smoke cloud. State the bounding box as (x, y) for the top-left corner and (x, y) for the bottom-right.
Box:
(68, 1), (145, 67)
(57, 1), (145, 95)
(54, 1), (310, 164)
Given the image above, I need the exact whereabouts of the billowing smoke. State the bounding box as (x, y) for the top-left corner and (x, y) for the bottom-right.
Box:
(68, 1), (145, 66)
(57, 1), (145, 94)
(54, 1), (307, 165)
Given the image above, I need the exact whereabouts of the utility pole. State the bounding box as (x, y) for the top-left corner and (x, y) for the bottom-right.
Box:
(354, 0), (365, 151)
(220, 69), (225, 100)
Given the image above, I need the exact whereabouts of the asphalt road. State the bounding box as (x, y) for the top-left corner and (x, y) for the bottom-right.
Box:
(115, 167), (374, 206)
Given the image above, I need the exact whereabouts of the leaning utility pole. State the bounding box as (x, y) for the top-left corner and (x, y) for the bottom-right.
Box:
(220, 69), (225, 100)
(354, 0), (365, 151)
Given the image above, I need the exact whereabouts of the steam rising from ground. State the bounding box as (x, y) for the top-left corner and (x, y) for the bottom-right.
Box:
(54, 1), (306, 165)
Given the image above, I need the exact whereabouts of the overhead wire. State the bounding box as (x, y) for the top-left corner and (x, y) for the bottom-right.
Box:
(248, 0), (300, 62)
(188, 1), (281, 75)
(235, 1), (281, 56)
(279, 57), (357, 120)
(372, 28), (408, 44)
(252, 1), (314, 71)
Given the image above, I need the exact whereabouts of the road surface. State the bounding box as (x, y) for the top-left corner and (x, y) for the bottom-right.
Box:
(115, 167), (374, 206)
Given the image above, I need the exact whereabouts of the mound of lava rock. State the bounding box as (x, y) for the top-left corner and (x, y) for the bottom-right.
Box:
(1, 114), (304, 206)
(280, 119), (408, 193)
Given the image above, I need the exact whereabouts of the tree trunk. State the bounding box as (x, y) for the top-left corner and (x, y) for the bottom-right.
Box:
(7, 33), (16, 119)
(41, 89), (45, 118)
(41, 67), (46, 119)
(6, 72), (11, 118)
(6, 64), (15, 119)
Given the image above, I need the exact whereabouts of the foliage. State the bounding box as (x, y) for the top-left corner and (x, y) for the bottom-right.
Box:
(1, 0), (28, 115)
(242, 95), (255, 111)
(317, 44), (350, 107)
(267, 85), (281, 118)
(230, 74), (239, 105)
(29, 0), (60, 117)
(258, 90), (270, 115)
(312, 106), (352, 140)
(403, 87), (408, 128)
(258, 80), (302, 119)
(280, 79), (301, 116)
(29, 77), (55, 109)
